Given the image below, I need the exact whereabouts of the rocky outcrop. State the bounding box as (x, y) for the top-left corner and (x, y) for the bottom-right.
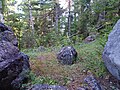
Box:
(0, 23), (30, 90)
(29, 84), (67, 90)
(57, 46), (77, 65)
(0, 23), (18, 46)
(102, 19), (120, 80)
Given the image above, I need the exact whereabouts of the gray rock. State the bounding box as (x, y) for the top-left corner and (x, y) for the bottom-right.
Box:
(0, 23), (18, 46)
(11, 52), (30, 89)
(84, 75), (102, 90)
(102, 19), (120, 80)
(30, 84), (67, 90)
(84, 35), (95, 43)
(0, 41), (19, 62)
(0, 23), (30, 90)
(57, 46), (77, 65)
(37, 46), (46, 52)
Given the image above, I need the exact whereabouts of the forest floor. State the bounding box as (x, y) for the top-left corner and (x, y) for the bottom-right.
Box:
(23, 39), (120, 90)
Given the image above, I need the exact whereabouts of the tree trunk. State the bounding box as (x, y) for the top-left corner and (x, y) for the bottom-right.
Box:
(28, 0), (34, 34)
(0, 12), (4, 23)
(55, 3), (59, 33)
(0, 0), (4, 23)
(118, 2), (120, 16)
(68, 0), (71, 37)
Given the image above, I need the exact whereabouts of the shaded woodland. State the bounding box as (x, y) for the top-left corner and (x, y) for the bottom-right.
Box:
(0, 0), (119, 48)
(0, 0), (120, 90)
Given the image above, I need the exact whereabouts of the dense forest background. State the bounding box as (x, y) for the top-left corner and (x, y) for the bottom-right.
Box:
(1, 0), (120, 49)
(0, 0), (120, 89)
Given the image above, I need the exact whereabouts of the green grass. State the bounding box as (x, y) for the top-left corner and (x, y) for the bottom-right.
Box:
(22, 38), (108, 89)
(27, 72), (58, 85)
(21, 46), (62, 59)
(76, 39), (107, 77)
(22, 48), (40, 58)
(22, 72), (58, 90)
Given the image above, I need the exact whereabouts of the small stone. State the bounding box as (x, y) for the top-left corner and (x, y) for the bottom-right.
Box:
(37, 46), (46, 52)
(84, 35), (95, 43)
(82, 69), (87, 73)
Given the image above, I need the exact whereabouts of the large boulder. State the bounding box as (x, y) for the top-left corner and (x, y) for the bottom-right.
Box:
(0, 23), (18, 46)
(57, 46), (77, 65)
(102, 19), (120, 80)
(0, 23), (30, 90)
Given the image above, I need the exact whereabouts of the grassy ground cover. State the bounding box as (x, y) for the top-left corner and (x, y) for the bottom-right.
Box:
(22, 38), (119, 90)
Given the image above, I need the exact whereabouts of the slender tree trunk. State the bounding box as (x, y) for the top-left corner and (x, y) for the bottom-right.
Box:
(118, 9), (120, 16)
(0, 0), (4, 23)
(118, 2), (120, 16)
(68, 0), (71, 37)
(28, 0), (34, 34)
(55, 3), (59, 33)
(0, 12), (4, 23)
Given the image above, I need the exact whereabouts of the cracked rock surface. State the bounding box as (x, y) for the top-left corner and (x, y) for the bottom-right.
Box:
(0, 23), (30, 90)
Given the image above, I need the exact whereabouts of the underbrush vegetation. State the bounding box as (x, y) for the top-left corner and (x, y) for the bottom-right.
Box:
(78, 39), (107, 77)
(22, 36), (108, 88)
(3, 0), (120, 89)
(22, 72), (58, 89)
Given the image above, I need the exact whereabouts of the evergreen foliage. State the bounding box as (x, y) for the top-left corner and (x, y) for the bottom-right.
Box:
(3, 0), (120, 48)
